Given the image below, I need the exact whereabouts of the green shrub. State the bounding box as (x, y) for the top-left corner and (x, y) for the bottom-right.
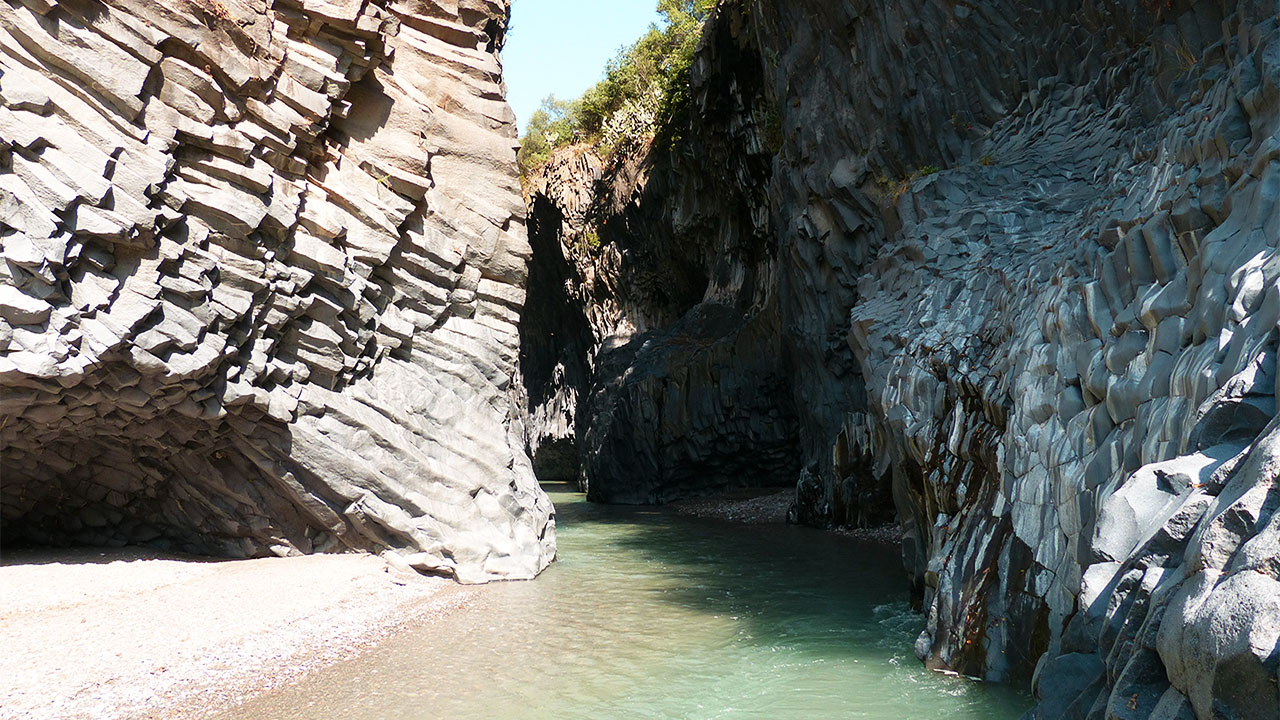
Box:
(873, 164), (945, 202)
(516, 0), (718, 179)
(759, 101), (783, 155)
(516, 95), (577, 177)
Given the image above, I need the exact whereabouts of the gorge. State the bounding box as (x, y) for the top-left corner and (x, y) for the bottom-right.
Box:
(520, 1), (1280, 716)
(1, 0), (1278, 719)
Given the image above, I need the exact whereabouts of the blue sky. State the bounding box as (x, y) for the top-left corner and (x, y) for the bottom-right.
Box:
(504, 0), (660, 133)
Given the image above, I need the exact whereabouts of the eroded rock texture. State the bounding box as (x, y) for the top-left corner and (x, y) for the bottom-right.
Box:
(0, 0), (554, 583)
(526, 0), (1279, 715)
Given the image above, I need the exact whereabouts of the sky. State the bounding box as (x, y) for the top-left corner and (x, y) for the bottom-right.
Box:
(503, 0), (660, 133)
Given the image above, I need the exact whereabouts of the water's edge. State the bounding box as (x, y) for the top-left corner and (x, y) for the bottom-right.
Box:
(223, 484), (1031, 719)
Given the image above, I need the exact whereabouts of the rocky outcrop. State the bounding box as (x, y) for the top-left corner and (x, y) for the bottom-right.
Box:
(527, 0), (1279, 715)
(0, 0), (555, 583)
(516, 149), (607, 483)
(520, 12), (803, 504)
(820, 0), (1280, 710)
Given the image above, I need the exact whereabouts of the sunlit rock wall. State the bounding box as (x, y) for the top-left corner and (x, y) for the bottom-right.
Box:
(0, 0), (554, 583)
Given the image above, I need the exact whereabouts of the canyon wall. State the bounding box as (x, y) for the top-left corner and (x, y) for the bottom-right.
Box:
(521, 10), (805, 506)
(0, 0), (554, 583)
(525, 0), (1279, 716)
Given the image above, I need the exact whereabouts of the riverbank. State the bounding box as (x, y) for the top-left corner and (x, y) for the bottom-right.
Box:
(670, 487), (794, 524)
(0, 548), (473, 720)
(671, 488), (903, 548)
(219, 483), (1029, 720)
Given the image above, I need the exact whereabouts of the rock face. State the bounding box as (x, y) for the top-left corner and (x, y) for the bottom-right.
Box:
(0, 0), (554, 583)
(525, 0), (1279, 715)
(520, 12), (804, 505)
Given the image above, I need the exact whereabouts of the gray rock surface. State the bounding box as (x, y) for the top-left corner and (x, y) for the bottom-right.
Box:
(0, 0), (554, 583)
(526, 0), (1279, 715)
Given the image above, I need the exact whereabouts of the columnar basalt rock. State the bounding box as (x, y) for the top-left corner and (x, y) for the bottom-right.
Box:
(520, 10), (803, 503)
(516, 149), (610, 483)
(783, 5), (1280, 715)
(0, 0), (554, 583)
(526, 0), (1279, 715)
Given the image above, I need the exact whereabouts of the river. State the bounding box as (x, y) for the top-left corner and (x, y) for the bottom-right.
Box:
(221, 483), (1030, 719)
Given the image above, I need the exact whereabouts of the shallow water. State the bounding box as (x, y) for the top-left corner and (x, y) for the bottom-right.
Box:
(224, 483), (1030, 719)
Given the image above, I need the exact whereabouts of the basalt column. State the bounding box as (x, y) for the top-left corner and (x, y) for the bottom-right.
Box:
(0, 0), (554, 584)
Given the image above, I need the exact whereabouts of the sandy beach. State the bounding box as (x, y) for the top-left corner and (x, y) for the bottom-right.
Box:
(0, 548), (473, 720)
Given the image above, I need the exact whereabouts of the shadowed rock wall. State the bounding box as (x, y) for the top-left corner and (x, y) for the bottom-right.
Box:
(757, 5), (1280, 717)
(0, 0), (554, 583)
(526, 0), (1279, 715)
(520, 11), (802, 504)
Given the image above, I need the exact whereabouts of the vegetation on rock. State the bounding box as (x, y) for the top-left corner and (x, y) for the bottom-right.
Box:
(516, 0), (718, 180)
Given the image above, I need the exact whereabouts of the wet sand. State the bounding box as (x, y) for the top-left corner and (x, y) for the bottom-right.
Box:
(0, 548), (473, 720)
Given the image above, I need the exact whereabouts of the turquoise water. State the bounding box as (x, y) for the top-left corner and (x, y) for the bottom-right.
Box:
(224, 484), (1030, 719)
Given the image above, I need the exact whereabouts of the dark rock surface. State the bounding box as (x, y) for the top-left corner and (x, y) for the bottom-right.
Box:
(0, 0), (554, 583)
(524, 0), (1280, 715)
(519, 8), (803, 504)
(581, 301), (799, 503)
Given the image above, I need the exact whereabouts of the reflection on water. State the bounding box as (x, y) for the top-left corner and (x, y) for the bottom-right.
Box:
(223, 483), (1030, 719)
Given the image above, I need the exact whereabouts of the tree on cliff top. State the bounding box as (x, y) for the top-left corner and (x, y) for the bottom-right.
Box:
(517, 95), (576, 176)
(517, 0), (718, 180)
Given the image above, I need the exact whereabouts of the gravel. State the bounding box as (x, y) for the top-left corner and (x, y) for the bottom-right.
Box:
(671, 488), (794, 524)
(672, 489), (903, 549)
(0, 548), (473, 720)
